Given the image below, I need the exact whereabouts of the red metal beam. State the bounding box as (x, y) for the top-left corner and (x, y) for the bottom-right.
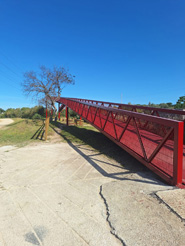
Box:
(173, 122), (184, 186)
(66, 106), (69, 126)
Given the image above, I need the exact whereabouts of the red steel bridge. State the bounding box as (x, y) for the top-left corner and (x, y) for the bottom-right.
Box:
(55, 97), (185, 188)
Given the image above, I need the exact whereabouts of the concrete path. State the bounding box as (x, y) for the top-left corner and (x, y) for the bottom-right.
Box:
(0, 141), (185, 245)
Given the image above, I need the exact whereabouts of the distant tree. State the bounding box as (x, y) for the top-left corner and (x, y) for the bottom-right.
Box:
(148, 102), (158, 107)
(159, 103), (169, 109)
(4, 108), (14, 118)
(0, 108), (5, 114)
(175, 96), (185, 109)
(21, 107), (31, 118)
(14, 108), (22, 118)
(22, 65), (75, 120)
(166, 102), (174, 108)
(37, 106), (45, 117)
(127, 101), (174, 109)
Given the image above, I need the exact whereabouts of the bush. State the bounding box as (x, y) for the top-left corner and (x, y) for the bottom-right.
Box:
(69, 109), (77, 117)
(32, 113), (42, 119)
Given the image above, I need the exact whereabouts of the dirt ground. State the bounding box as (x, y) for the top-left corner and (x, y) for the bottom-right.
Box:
(0, 119), (14, 128)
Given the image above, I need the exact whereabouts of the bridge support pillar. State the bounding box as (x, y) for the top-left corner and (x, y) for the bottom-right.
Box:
(66, 106), (69, 126)
(173, 121), (184, 186)
(58, 103), (60, 121)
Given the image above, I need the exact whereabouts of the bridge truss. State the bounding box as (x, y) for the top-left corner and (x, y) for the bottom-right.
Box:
(55, 97), (185, 187)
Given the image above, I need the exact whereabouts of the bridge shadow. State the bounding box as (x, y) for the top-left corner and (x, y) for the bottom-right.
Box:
(50, 121), (168, 186)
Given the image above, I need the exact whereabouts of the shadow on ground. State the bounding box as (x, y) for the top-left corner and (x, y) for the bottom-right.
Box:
(31, 121), (45, 140)
(50, 121), (166, 186)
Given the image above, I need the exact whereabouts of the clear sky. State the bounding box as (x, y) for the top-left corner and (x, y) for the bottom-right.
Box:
(0, 0), (185, 109)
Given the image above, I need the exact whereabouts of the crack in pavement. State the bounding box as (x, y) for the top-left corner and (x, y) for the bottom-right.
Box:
(151, 192), (185, 225)
(99, 185), (126, 246)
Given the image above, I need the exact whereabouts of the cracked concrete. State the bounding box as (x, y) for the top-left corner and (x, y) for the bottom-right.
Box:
(100, 180), (185, 246)
(156, 189), (185, 222)
(99, 185), (126, 246)
(0, 139), (185, 245)
(0, 142), (122, 246)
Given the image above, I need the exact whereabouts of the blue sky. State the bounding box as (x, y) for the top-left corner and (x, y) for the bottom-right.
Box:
(0, 0), (185, 109)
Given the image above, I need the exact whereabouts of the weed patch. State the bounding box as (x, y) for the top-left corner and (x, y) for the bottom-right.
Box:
(0, 119), (45, 146)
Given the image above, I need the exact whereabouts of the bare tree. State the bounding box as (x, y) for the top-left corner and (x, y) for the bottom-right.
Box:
(22, 65), (75, 120)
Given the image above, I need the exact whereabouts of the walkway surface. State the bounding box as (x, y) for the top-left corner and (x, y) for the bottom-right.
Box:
(0, 140), (185, 246)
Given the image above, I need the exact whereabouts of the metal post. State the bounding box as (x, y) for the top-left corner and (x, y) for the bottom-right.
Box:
(173, 121), (184, 186)
(58, 103), (60, 121)
(66, 106), (69, 126)
(184, 119), (185, 144)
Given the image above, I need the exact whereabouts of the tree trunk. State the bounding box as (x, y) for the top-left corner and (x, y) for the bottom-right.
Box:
(54, 109), (58, 122)
(51, 102), (58, 122)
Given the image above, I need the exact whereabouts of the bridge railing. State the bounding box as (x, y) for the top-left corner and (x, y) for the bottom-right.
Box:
(69, 97), (185, 121)
(70, 97), (185, 145)
(56, 97), (184, 187)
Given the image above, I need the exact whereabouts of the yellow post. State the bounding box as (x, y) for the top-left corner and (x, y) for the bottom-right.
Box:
(79, 119), (84, 126)
(45, 117), (50, 141)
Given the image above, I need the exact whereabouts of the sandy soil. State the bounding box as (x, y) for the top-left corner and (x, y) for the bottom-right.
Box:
(0, 118), (14, 128)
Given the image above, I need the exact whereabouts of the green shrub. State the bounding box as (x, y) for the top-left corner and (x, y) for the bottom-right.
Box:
(32, 113), (42, 119)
